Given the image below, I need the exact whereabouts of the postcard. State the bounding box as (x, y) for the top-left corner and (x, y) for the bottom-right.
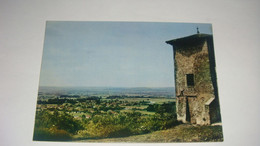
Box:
(33, 21), (223, 142)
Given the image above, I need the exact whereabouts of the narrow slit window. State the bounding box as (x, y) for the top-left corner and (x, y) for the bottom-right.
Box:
(186, 74), (194, 86)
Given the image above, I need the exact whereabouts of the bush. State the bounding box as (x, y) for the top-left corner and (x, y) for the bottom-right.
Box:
(34, 110), (84, 139)
(33, 127), (72, 141)
(52, 111), (83, 134)
(146, 102), (176, 114)
(86, 121), (131, 138)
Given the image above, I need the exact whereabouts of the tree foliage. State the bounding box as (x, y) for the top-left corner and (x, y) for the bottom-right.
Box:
(33, 110), (84, 141)
(34, 100), (179, 140)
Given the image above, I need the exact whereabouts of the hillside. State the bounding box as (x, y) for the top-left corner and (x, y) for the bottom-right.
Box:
(78, 124), (223, 143)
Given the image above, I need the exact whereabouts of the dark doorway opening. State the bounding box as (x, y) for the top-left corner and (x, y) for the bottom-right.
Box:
(186, 97), (191, 122)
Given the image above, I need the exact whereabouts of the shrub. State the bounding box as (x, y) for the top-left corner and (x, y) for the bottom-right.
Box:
(34, 110), (84, 138)
(86, 121), (131, 138)
(33, 127), (72, 141)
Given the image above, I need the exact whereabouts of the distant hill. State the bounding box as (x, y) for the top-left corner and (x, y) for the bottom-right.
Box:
(38, 86), (175, 97)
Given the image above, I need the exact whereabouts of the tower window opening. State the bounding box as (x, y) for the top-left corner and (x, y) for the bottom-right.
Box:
(186, 74), (194, 86)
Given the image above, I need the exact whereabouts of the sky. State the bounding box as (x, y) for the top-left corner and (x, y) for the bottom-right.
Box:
(39, 21), (212, 87)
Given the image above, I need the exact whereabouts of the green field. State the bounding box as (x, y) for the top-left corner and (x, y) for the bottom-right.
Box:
(116, 98), (175, 115)
(116, 97), (175, 103)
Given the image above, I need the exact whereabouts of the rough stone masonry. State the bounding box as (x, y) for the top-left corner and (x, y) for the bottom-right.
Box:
(166, 33), (221, 125)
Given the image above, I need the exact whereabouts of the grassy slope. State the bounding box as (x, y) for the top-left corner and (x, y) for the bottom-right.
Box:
(77, 124), (223, 143)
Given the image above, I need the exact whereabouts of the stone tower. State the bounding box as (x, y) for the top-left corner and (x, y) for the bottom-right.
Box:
(166, 33), (221, 125)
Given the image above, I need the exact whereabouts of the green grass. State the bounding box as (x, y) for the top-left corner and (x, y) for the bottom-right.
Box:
(117, 98), (175, 103)
(123, 105), (148, 110)
(120, 109), (155, 115)
(148, 98), (176, 104)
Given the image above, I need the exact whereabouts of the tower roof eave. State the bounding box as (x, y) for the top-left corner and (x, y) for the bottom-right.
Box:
(166, 33), (212, 47)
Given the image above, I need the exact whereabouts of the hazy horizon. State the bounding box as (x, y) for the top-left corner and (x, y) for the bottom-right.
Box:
(38, 86), (176, 97)
(39, 85), (175, 88)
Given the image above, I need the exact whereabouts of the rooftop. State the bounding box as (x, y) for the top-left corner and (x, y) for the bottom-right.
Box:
(166, 33), (212, 47)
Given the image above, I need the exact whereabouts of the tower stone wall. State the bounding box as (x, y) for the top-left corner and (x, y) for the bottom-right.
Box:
(166, 34), (221, 125)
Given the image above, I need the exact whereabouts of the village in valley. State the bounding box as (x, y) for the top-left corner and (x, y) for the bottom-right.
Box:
(36, 88), (176, 121)
(34, 87), (180, 141)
